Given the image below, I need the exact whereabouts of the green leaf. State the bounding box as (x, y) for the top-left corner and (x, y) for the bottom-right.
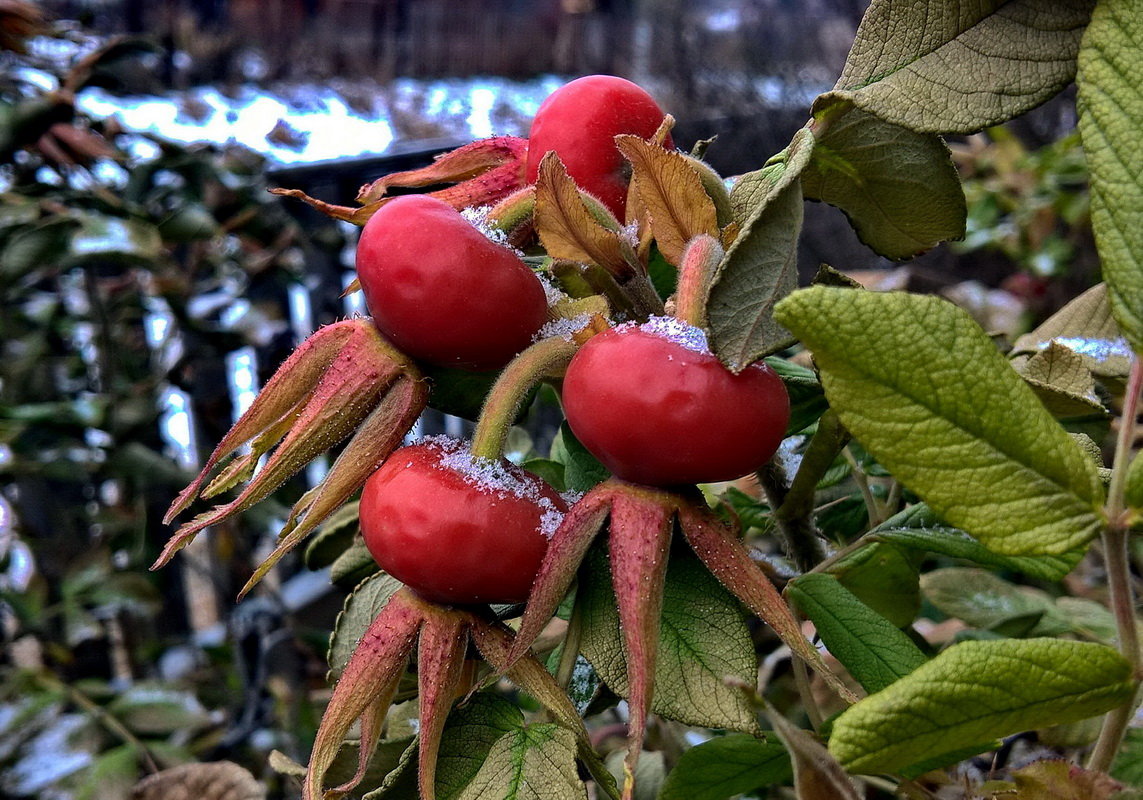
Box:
(75, 745), (138, 800)
(834, 0), (1096, 134)
(788, 573), (926, 693)
(551, 423), (609, 493)
(774, 287), (1105, 556)
(604, 749), (665, 800)
(1113, 727), (1143, 788)
(658, 734), (791, 800)
(327, 572), (403, 678)
(827, 638), (1135, 775)
(578, 547), (758, 733)
(1011, 283), (1131, 380)
(1127, 453), (1143, 514)
(330, 540), (381, 588)
(826, 542), (919, 629)
(303, 501), (361, 569)
(920, 567), (1071, 636)
(764, 356), (828, 434)
(435, 694), (526, 800)
(803, 97), (965, 259)
(453, 725), (586, 800)
(869, 511), (1084, 581)
(1078, 1), (1143, 356)
(708, 130), (813, 370)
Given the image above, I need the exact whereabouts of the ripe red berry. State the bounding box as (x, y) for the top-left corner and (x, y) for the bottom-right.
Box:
(359, 438), (568, 605)
(561, 318), (790, 487)
(355, 194), (549, 370)
(526, 75), (671, 220)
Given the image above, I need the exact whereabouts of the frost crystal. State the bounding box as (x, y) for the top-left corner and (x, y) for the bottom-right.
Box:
(535, 314), (591, 342)
(421, 436), (565, 539)
(542, 279), (568, 307)
(627, 315), (711, 354)
(460, 205), (508, 245)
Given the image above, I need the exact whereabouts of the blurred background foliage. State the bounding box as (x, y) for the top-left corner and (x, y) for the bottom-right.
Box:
(0, 1), (1099, 798)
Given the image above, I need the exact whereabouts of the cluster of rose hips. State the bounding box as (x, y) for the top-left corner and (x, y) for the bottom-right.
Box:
(162, 75), (807, 800)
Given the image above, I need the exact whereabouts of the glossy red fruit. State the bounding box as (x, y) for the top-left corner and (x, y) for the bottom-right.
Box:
(561, 318), (790, 487)
(525, 75), (671, 220)
(355, 194), (548, 370)
(359, 438), (568, 605)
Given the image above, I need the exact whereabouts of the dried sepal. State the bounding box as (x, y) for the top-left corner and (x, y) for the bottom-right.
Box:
(238, 373), (428, 597)
(606, 487), (674, 799)
(304, 589), (425, 800)
(677, 503), (857, 703)
(272, 137), (529, 227)
(356, 136), (528, 208)
(415, 612), (470, 800)
(507, 486), (615, 666)
(157, 319), (421, 571)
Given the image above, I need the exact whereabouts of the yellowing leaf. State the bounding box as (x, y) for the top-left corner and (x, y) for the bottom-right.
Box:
(616, 136), (719, 265)
(775, 287), (1105, 556)
(837, 0), (1096, 134)
(1011, 283), (1131, 380)
(828, 638), (1135, 775)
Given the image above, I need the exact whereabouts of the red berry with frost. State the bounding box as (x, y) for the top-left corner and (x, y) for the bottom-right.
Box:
(359, 438), (568, 605)
(526, 75), (672, 220)
(355, 194), (549, 370)
(561, 317), (790, 487)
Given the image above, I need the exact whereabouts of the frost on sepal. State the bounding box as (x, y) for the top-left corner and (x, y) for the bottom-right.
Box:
(271, 136), (530, 226)
(156, 318), (427, 588)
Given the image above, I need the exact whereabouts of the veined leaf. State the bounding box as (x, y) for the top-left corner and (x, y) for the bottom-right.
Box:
(920, 568), (1071, 637)
(708, 129), (812, 370)
(453, 725), (585, 800)
(788, 574), (926, 694)
(828, 638), (1135, 775)
(804, 96), (965, 259)
(1077, 0), (1143, 356)
(327, 572), (403, 678)
(836, 0), (1096, 134)
(1011, 283), (1131, 380)
(578, 548), (758, 733)
(775, 287), (1105, 555)
(617, 135), (720, 265)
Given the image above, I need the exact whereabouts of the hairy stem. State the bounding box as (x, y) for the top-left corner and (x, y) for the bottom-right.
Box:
(1089, 356), (1143, 773)
(470, 337), (578, 460)
(758, 461), (825, 573)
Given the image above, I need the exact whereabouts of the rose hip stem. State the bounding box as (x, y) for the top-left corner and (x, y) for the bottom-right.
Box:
(469, 335), (581, 461)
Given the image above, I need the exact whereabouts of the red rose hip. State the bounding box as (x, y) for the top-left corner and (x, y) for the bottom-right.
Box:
(561, 317), (790, 487)
(359, 438), (567, 605)
(526, 75), (671, 220)
(355, 194), (548, 370)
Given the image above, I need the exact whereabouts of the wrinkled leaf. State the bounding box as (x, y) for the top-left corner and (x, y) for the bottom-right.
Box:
(579, 547), (759, 733)
(1012, 759), (1123, 799)
(765, 705), (861, 800)
(921, 567), (1071, 637)
(803, 97), (965, 259)
(835, 0), (1095, 134)
(132, 761), (265, 800)
(1077, 2), (1143, 356)
(1011, 283), (1131, 380)
(452, 725), (586, 800)
(828, 638), (1135, 775)
(1018, 342), (1107, 418)
(826, 542), (919, 629)
(708, 130), (812, 370)
(775, 287), (1105, 555)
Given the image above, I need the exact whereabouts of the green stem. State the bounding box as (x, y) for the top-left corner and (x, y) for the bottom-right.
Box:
(618, 272), (666, 320)
(843, 447), (880, 529)
(1089, 355), (1143, 773)
(470, 337), (579, 460)
(554, 589), (584, 692)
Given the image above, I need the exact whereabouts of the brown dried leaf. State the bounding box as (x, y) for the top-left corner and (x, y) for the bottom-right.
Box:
(617, 136), (720, 265)
(356, 136), (527, 204)
(535, 152), (638, 278)
(764, 706), (861, 800)
(132, 761), (265, 800)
